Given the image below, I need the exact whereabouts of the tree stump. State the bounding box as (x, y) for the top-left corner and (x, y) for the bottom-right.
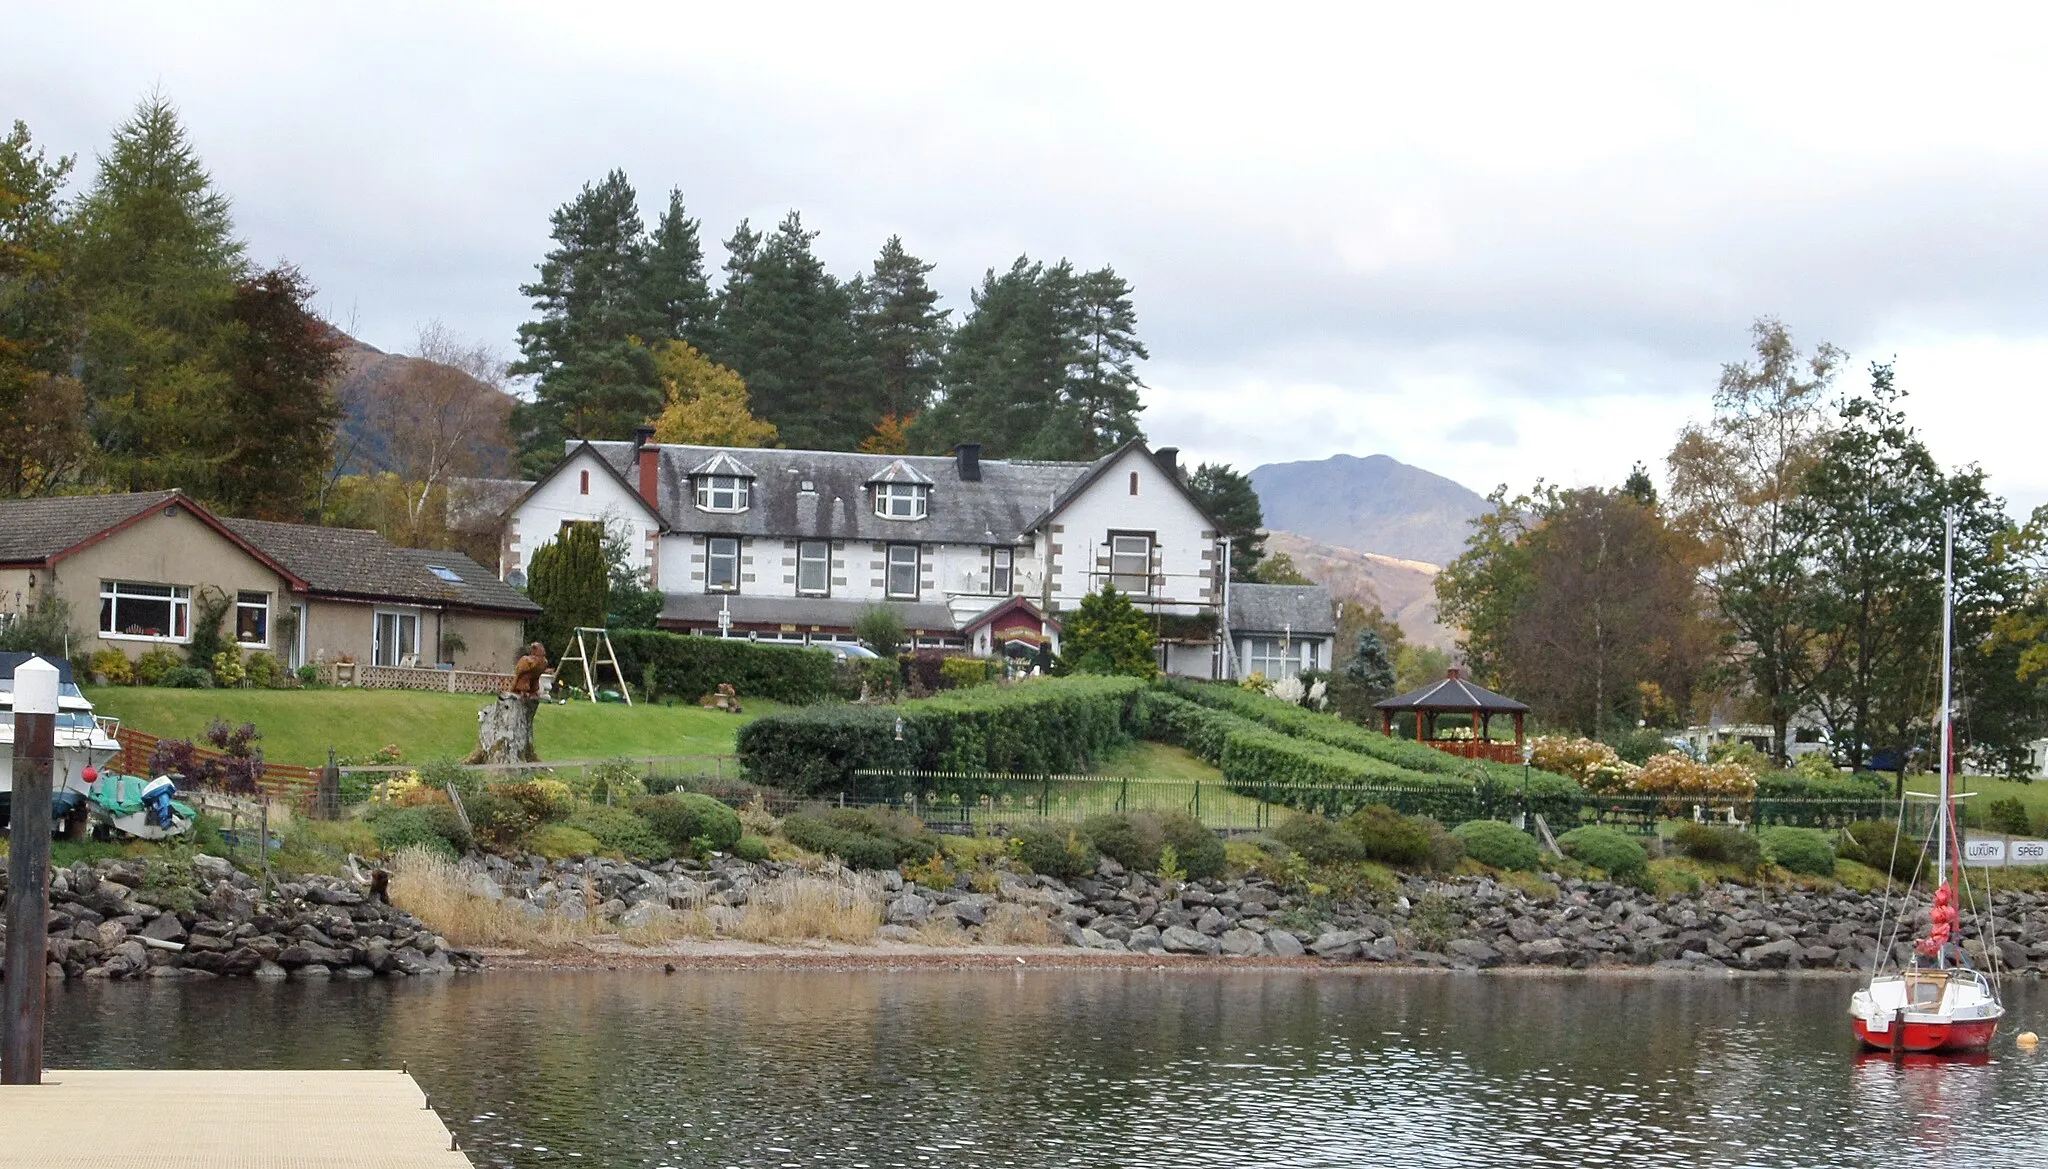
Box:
(468, 695), (540, 764)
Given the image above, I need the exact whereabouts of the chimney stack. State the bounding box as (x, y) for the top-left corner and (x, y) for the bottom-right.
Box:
(633, 427), (659, 510)
(1446, 666), (1463, 681)
(955, 443), (982, 482)
(1154, 446), (1180, 479)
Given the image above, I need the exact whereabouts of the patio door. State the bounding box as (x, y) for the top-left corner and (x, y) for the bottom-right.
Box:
(374, 609), (420, 667)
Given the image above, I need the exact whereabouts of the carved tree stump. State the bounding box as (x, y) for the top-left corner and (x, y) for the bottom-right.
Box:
(468, 695), (540, 764)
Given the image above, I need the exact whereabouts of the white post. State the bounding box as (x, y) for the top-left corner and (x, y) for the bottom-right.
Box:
(1937, 510), (1954, 884)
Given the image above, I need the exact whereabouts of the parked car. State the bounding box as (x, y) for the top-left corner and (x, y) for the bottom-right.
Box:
(817, 642), (880, 660)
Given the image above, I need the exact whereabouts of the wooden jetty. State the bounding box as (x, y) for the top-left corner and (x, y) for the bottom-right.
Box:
(0, 1069), (472, 1168)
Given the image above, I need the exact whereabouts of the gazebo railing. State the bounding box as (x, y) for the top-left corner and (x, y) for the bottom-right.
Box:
(1423, 740), (1522, 764)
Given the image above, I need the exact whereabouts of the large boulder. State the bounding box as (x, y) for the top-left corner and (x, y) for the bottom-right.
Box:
(1161, 926), (1220, 955)
(1219, 928), (1265, 957)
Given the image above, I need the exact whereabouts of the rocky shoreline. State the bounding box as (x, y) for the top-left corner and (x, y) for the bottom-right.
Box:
(1, 856), (482, 982)
(9, 850), (2046, 981)
(477, 851), (2048, 976)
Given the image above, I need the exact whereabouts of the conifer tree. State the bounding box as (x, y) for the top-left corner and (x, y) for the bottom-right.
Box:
(707, 211), (865, 450)
(510, 170), (658, 474)
(640, 188), (713, 347)
(526, 522), (608, 658)
(1187, 463), (1265, 579)
(1057, 583), (1158, 678)
(71, 93), (244, 492)
(214, 265), (343, 518)
(853, 234), (949, 420)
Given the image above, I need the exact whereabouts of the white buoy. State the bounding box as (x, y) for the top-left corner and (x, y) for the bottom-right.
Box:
(2018, 1031), (2039, 1049)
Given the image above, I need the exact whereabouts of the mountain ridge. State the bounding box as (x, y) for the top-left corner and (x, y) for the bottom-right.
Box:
(1249, 452), (1489, 569)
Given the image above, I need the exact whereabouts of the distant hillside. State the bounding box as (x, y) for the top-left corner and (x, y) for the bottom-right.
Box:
(1263, 530), (1454, 652)
(330, 334), (516, 478)
(1250, 453), (1489, 568)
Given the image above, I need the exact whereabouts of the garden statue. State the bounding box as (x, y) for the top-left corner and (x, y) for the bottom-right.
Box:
(471, 643), (548, 764)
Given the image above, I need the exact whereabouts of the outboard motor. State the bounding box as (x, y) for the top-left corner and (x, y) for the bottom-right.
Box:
(142, 774), (180, 829)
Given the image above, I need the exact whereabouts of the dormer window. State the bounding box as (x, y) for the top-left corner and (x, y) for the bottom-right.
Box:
(875, 482), (928, 520)
(695, 475), (750, 513)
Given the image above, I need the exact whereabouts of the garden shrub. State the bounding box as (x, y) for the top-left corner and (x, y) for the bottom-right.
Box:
(1670, 822), (1766, 873)
(733, 834), (771, 862)
(738, 676), (1142, 793)
(464, 790), (538, 852)
(1980, 796), (2032, 837)
(1081, 812), (1165, 872)
(1452, 820), (1541, 871)
(1272, 813), (1366, 865)
(1422, 819), (1467, 872)
(1840, 820), (1924, 881)
(940, 656), (999, 690)
(210, 650), (246, 688)
(633, 793), (743, 853)
(564, 806), (669, 860)
(781, 812), (902, 870)
(159, 666), (214, 689)
(88, 648), (134, 685)
(528, 824), (603, 861)
(1754, 769), (1888, 801)
(496, 780), (572, 823)
(609, 628), (838, 706)
(1158, 812), (1226, 880)
(1760, 826), (1835, 876)
(1557, 826), (1648, 878)
(134, 645), (183, 685)
(244, 651), (284, 689)
(369, 807), (458, 860)
(1344, 804), (1433, 867)
(1008, 823), (1099, 880)
(423, 801), (474, 854)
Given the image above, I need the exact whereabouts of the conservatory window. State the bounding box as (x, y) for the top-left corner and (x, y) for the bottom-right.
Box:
(100, 581), (190, 641)
(798, 540), (830, 595)
(695, 475), (750, 513)
(874, 482), (928, 520)
(1247, 637), (1298, 680)
(707, 537), (740, 592)
(235, 591), (270, 645)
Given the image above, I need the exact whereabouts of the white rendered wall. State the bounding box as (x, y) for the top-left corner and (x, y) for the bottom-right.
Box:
(504, 448), (660, 584)
(1046, 448), (1217, 615)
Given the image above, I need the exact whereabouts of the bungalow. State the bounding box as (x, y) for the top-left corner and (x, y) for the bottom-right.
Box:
(0, 491), (537, 673)
(1225, 583), (1337, 681)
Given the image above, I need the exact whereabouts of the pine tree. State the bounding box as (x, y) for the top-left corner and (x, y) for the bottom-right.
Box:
(1187, 463), (1265, 579)
(0, 120), (88, 496)
(214, 265), (343, 518)
(71, 93), (245, 493)
(510, 170), (658, 475)
(1064, 265), (1146, 457)
(707, 211), (865, 450)
(1345, 628), (1398, 700)
(640, 188), (713, 347)
(854, 235), (949, 420)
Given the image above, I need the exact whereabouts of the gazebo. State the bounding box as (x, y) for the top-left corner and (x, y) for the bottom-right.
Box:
(1373, 668), (1530, 764)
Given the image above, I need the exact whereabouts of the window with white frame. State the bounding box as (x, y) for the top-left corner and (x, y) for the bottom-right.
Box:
(887, 544), (920, 598)
(1109, 533), (1152, 595)
(707, 537), (740, 592)
(695, 475), (750, 512)
(990, 546), (1013, 595)
(374, 609), (420, 667)
(874, 482), (928, 520)
(797, 540), (830, 595)
(234, 591), (270, 645)
(100, 582), (191, 641)
(1246, 637), (1298, 680)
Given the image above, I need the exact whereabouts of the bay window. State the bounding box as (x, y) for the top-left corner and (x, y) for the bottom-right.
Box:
(695, 475), (750, 513)
(887, 544), (920, 599)
(100, 581), (190, 641)
(707, 537), (740, 592)
(874, 482), (928, 520)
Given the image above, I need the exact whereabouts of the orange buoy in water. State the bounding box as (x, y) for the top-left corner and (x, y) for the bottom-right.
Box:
(2018, 1032), (2039, 1050)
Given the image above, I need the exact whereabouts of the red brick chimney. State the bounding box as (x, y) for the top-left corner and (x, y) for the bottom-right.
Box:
(633, 426), (659, 511)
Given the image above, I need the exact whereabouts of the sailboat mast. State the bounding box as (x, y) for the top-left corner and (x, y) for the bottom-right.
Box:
(1937, 510), (1955, 882)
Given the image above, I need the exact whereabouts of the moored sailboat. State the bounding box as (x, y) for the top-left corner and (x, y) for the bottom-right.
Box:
(1847, 514), (2004, 1055)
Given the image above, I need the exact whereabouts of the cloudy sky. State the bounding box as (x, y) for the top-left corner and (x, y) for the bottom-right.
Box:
(11, 4), (2048, 514)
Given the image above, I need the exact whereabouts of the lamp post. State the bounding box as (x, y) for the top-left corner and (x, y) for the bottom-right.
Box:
(1519, 739), (1534, 831)
(4, 655), (59, 1085)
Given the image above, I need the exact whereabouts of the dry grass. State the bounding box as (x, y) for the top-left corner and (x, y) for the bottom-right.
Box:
(388, 846), (596, 951)
(619, 908), (716, 945)
(979, 903), (1059, 946)
(729, 870), (885, 943)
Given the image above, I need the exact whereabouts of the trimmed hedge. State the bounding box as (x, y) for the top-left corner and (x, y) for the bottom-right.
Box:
(632, 793), (743, 853)
(1557, 826), (1647, 878)
(1755, 769), (1889, 801)
(1135, 690), (1584, 824)
(736, 676), (1143, 794)
(1760, 826), (1836, 876)
(1453, 820), (1540, 871)
(782, 808), (939, 869)
(609, 629), (839, 706)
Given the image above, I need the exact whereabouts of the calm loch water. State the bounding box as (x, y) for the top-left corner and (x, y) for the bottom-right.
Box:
(41, 971), (2048, 1168)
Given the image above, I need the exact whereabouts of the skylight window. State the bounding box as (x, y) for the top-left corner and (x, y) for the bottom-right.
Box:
(426, 565), (464, 584)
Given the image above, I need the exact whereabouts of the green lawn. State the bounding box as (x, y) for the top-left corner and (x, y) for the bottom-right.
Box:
(1903, 773), (2048, 832)
(1095, 740), (1224, 782)
(83, 686), (773, 767)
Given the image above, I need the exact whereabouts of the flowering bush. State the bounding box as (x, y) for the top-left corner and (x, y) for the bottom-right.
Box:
(1267, 675), (1330, 711)
(1627, 752), (1759, 797)
(1530, 736), (1638, 789)
(211, 650), (246, 688)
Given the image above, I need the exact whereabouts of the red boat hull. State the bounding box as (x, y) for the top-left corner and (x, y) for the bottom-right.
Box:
(1852, 1016), (2000, 1054)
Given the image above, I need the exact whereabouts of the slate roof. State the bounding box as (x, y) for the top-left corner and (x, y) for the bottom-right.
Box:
(658, 592), (958, 632)
(443, 477), (531, 535)
(223, 519), (539, 614)
(689, 452), (755, 478)
(1227, 583), (1336, 636)
(0, 491), (182, 563)
(1374, 673), (1530, 713)
(587, 441), (1096, 545)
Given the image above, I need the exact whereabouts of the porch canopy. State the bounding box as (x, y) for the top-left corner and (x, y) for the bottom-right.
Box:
(1373, 668), (1530, 763)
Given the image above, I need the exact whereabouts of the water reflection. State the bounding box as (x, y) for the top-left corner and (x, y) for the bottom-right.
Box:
(40, 972), (2048, 1168)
